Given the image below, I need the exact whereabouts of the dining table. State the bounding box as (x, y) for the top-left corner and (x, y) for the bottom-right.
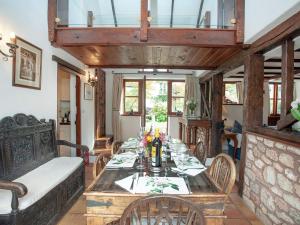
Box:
(84, 138), (227, 225)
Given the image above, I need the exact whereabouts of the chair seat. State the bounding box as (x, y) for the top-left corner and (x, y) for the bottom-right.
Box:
(0, 157), (83, 214)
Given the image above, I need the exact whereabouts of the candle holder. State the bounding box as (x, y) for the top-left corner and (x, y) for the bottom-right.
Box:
(0, 32), (18, 61)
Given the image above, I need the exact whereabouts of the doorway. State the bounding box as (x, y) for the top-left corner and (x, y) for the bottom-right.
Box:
(57, 67), (81, 156)
(145, 80), (168, 133)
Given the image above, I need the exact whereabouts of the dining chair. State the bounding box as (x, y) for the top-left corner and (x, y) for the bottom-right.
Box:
(118, 195), (206, 225)
(193, 141), (207, 165)
(207, 153), (236, 195)
(112, 141), (123, 155)
(93, 150), (112, 179)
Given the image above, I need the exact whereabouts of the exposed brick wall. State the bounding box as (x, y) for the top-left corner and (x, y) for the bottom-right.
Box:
(243, 133), (300, 225)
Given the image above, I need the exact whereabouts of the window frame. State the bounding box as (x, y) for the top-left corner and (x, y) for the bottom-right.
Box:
(167, 80), (185, 116)
(222, 81), (243, 105)
(122, 79), (143, 116)
(269, 82), (281, 116)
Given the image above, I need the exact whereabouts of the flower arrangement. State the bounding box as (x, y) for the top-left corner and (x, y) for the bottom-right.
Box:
(186, 99), (197, 115)
(291, 99), (300, 132)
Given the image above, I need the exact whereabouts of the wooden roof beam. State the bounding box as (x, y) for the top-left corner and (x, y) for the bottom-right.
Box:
(140, 0), (148, 41)
(55, 27), (239, 47)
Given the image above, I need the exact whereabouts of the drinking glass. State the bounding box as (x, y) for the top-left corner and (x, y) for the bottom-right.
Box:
(136, 145), (145, 170)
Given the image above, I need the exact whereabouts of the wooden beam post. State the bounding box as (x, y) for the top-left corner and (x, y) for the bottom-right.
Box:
(239, 53), (264, 196)
(281, 39), (294, 117)
(87, 11), (93, 28)
(210, 73), (223, 156)
(140, 0), (148, 42)
(95, 68), (106, 139)
(204, 11), (211, 28)
(235, 0), (245, 43)
(48, 0), (57, 42)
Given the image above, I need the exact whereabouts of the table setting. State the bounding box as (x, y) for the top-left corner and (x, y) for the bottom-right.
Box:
(108, 129), (207, 195)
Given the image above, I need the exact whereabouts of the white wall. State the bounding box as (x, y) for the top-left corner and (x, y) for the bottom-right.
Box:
(245, 0), (300, 43)
(295, 80), (300, 100)
(0, 0), (94, 151)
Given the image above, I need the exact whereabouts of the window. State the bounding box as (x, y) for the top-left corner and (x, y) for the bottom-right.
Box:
(269, 83), (281, 115)
(223, 82), (243, 104)
(123, 80), (142, 115)
(169, 81), (185, 115)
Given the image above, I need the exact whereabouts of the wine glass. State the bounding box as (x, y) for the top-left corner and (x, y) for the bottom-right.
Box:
(136, 143), (145, 170)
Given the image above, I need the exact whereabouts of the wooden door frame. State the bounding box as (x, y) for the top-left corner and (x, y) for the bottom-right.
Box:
(53, 55), (85, 156)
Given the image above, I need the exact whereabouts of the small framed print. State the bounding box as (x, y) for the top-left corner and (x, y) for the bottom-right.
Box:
(84, 83), (93, 100)
(13, 36), (42, 90)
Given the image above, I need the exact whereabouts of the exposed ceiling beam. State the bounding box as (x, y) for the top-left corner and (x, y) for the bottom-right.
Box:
(265, 58), (300, 63)
(88, 64), (216, 70)
(110, 0), (118, 27)
(264, 66), (300, 70)
(237, 71), (282, 75)
(56, 27), (239, 47)
(200, 11), (300, 82)
(170, 0), (175, 28)
(196, 0), (204, 28)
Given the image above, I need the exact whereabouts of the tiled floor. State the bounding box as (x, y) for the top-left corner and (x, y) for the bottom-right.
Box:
(57, 165), (264, 225)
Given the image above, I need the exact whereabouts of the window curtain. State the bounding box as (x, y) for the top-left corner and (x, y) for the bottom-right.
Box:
(112, 74), (123, 141)
(236, 82), (243, 104)
(263, 81), (270, 125)
(184, 76), (200, 116)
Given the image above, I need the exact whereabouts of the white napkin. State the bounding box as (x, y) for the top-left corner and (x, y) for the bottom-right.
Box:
(171, 167), (207, 176)
(115, 173), (139, 194)
(135, 177), (189, 195)
(174, 156), (204, 170)
(106, 155), (136, 168)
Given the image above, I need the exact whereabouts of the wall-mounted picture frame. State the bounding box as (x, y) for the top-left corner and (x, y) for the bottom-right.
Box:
(84, 83), (93, 100)
(13, 36), (42, 90)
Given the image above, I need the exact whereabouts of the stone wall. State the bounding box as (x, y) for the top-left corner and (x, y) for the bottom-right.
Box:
(243, 133), (300, 225)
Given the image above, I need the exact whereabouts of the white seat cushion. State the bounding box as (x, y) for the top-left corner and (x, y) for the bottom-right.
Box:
(0, 157), (83, 214)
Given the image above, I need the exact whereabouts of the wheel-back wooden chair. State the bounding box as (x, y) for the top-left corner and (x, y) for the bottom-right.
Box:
(93, 150), (112, 179)
(112, 141), (123, 155)
(194, 141), (207, 165)
(207, 153), (236, 196)
(119, 195), (205, 225)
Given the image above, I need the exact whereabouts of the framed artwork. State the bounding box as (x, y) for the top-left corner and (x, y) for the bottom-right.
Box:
(84, 83), (93, 100)
(13, 36), (42, 90)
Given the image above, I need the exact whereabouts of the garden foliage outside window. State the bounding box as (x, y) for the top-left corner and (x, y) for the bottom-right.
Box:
(223, 82), (243, 105)
(123, 80), (142, 115)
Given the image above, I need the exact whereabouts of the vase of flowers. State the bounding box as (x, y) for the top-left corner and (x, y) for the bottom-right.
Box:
(186, 99), (197, 116)
(291, 99), (300, 132)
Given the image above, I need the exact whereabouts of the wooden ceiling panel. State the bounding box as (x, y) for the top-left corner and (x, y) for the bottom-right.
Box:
(63, 45), (241, 69)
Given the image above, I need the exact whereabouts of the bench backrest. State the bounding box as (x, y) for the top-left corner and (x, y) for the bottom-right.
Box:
(0, 114), (58, 180)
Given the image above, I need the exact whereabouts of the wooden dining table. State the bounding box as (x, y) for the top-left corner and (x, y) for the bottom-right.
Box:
(84, 147), (227, 225)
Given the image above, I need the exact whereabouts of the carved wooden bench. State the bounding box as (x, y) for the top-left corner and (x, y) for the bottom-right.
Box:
(0, 114), (89, 225)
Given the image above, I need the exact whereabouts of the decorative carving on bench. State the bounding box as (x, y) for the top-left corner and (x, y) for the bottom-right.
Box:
(0, 113), (88, 225)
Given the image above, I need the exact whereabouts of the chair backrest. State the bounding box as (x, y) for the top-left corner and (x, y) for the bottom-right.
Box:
(93, 151), (112, 179)
(120, 195), (205, 225)
(111, 141), (123, 155)
(194, 141), (207, 165)
(0, 114), (58, 180)
(208, 153), (236, 195)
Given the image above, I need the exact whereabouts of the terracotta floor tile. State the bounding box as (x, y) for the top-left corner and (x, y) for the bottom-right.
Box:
(224, 204), (244, 219)
(224, 219), (252, 225)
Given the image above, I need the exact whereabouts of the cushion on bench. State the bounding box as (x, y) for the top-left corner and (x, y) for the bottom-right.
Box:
(0, 157), (83, 214)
